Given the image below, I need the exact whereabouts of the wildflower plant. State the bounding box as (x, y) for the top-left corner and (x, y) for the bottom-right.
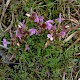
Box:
(0, 1), (80, 79)
(2, 10), (64, 48)
(1, 10), (68, 61)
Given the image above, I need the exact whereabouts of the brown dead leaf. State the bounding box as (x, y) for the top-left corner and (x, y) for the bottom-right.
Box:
(63, 31), (77, 43)
(75, 53), (80, 57)
(44, 40), (50, 48)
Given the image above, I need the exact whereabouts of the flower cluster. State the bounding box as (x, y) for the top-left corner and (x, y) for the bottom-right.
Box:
(1, 10), (66, 50)
(28, 12), (66, 41)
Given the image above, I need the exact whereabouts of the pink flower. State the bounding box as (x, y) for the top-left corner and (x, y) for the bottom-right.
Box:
(15, 29), (22, 39)
(47, 34), (53, 41)
(28, 28), (37, 36)
(21, 20), (26, 28)
(34, 13), (44, 24)
(60, 29), (66, 38)
(45, 20), (53, 30)
(34, 13), (39, 23)
(55, 13), (63, 24)
(10, 29), (13, 38)
(53, 25), (57, 31)
(39, 16), (44, 23)
(25, 44), (30, 51)
(2, 38), (10, 48)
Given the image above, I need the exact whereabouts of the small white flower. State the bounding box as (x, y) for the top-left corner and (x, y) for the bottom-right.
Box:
(78, 78), (80, 80)
(65, 25), (69, 28)
(17, 43), (20, 46)
(50, 37), (53, 41)
(18, 24), (21, 28)
(26, 13), (31, 17)
(47, 34), (53, 41)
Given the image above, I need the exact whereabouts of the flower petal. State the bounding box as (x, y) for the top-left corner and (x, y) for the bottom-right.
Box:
(15, 29), (22, 39)
(2, 38), (10, 48)
(34, 13), (39, 23)
(55, 13), (63, 24)
(28, 28), (37, 36)
(45, 20), (53, 30)
(60, 29), (66, 38)
(47, 34), (53, 41)
(39, 16), (44, 23)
